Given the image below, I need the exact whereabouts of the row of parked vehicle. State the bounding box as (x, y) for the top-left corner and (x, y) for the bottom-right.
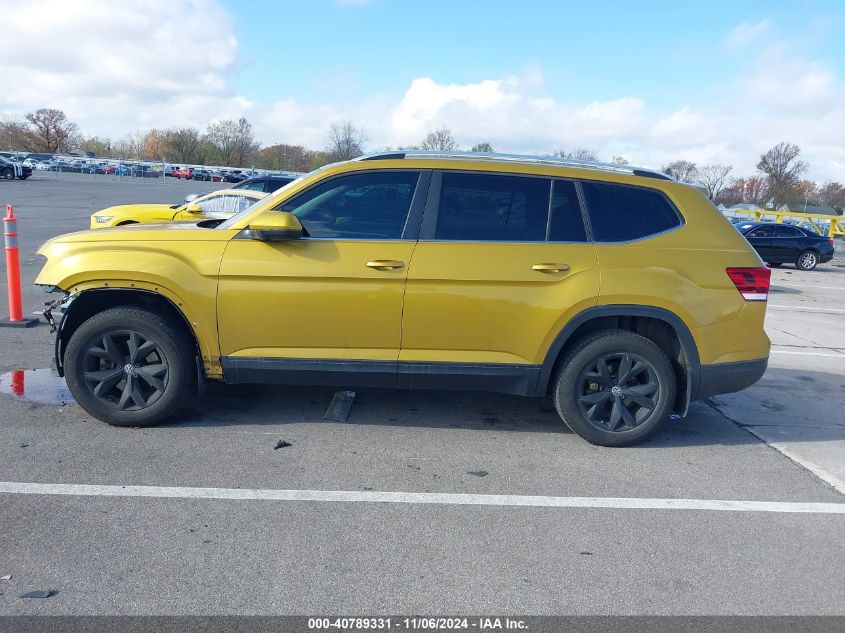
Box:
(0, 152), (288, 184)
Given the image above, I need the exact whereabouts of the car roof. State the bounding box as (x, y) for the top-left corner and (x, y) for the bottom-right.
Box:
(355, 150), (673, 181)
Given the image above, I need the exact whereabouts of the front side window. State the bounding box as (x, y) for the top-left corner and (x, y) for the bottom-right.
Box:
(199, 194), (258, 217)
(746, 226), (774, 238)
(280, 171), (420, 239)
(435, 172), (549, 242)
(582, 181), (682, 242)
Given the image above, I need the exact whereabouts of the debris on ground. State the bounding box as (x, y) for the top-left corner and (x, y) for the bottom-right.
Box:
(323, 390), (356, 421)
(467, 470), (489, 477)
(0, 575), (11, 581)
(274, 440), (292, 450)
(21, 590), (54, 599)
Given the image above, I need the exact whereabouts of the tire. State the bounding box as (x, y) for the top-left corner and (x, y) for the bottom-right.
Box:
(64, 307), (196, 427)
(553, 330), (676, 447)
(796, 250), (818, 271)
(1, 166), (14, 180)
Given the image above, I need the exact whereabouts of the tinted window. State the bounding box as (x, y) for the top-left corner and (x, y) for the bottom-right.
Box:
(746, 226), (775, 238)
(582, 182), (681, 242)
(236, 180), (266, 192)
(435, 172), (549, 241)
(548, 180), (587, 242)
(774, 225), (801, 237)
(281, 171), (419, 239)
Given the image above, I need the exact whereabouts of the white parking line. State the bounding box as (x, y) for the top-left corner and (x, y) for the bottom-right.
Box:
(774, 283), (845, 291)
(0, 482), (842, 514)
(771, 350), (845, 357)
(768, 305), (845, 314)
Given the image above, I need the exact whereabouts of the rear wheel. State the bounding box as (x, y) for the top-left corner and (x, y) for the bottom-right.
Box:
(64, 307), (196, 427)
(553, 330), (676, 447)
(796, 250), (818, 271)
(1, 166), (14, 180)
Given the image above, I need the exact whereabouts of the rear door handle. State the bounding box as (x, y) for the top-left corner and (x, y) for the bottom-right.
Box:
(366, 260), (404, 270)
(532, 263), (570, 273)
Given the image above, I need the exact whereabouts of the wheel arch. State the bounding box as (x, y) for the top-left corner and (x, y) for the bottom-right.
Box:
(55, 288), (204, 383)
(536, 305), (701, 414)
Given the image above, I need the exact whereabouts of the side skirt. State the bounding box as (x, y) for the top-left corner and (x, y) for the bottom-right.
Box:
(221, 357), (541, 397)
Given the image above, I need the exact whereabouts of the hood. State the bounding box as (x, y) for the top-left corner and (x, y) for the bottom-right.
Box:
(39, 223), (236, 250)
(94, 203), (177, 215)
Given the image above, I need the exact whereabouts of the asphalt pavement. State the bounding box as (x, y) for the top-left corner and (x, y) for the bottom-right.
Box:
(0, 173), (843, 616)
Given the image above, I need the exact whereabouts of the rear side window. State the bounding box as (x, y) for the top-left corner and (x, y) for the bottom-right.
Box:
(774, 225), (801, 237)
(548, 180), (587, 242)
(435, 172), (549, 242)
(582, 182), (681, 242)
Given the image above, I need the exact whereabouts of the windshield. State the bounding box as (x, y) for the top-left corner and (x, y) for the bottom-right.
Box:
(216, 176), (305, 229)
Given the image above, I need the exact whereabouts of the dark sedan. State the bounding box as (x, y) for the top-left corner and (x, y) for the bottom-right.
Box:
(231, 174), (299, 193)
(736, 221), (835, 271)
(0, 156), (32, 180)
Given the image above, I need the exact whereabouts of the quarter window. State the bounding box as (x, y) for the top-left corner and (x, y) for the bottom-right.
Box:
(280, 171), (420, 239)
(581, 182), (681, 242)
(435, 172), (549, 242)
(548, 180), (587, 242)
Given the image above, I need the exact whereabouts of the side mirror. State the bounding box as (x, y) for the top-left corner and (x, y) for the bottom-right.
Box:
(185, 204), (203, 214)
(248, 211), (304, 241)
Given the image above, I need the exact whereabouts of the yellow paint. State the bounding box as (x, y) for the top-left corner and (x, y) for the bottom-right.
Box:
(89, 189), (266, 229)
(37, 156), (771, 383)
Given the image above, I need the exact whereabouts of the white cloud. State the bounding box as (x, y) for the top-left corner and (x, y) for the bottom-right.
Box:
(2, 6), (844, 182)
(723, 19), (771, 50)
(0, 0), (249, 137)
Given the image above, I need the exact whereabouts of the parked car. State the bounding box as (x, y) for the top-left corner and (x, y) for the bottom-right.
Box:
(223, 170), (247, 183)
(192, 169), (213, 181)
(0, 156), (32, 180)
(89, 188), (267, 228)
(173, 167), (193, 179)
(38, 151), (772, 446)
(736, 221), (834, 271)
(209, 171), (225, 182)
(232, 175), (300, 193)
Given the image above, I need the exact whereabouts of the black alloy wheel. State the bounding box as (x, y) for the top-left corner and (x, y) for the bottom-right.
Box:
(576, 352), (659, 432)
(82, 330), (169, 411)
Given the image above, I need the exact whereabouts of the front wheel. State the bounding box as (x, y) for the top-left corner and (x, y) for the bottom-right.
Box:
(796, 250), (818, 271)
(64, 307), (196, 427)
(553, 330), (676, 447)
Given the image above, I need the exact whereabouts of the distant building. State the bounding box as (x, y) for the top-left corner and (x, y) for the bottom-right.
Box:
(783, 203), (839, 216)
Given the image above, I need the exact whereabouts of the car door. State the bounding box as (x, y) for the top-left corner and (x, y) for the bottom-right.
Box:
(744, 225), (777, 261)
(773, 224), (803, 261)
(399, 171), (599, 393)
(217, 169), (429, 386)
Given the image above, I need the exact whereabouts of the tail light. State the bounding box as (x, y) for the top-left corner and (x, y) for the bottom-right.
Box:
(726, 267), (771, 302)
(829, 239), (834, 246)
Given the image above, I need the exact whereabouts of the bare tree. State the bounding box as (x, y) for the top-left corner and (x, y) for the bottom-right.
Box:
(258, 143), (307, 171)
(696, 164), (733, 201)
(22, 108), (78, 153)
(610, 155), (630, 165)
(420, 126), (457, 151)
(817, 181), (845, 209)
(113, 132), (144, 160)
(553, 147), (598, 161)
(662, 160), (698, 182)
(757, 142), (808, 209)
(166, 127), (201, 164)
(0, 118), (29, 152)
(77, 136), (113, 157)
(471, 142), (495, 153)
(205, 117), (261, 167)
(325, 121), (366, 161)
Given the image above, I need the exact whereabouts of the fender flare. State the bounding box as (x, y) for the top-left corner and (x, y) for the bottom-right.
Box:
(535, 304), (701, 405)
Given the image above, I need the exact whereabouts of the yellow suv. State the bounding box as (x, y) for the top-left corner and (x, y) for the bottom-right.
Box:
(35, 152), (771, 446)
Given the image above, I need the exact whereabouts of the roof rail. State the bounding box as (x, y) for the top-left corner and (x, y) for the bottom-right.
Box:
(356, 150), (673, 181)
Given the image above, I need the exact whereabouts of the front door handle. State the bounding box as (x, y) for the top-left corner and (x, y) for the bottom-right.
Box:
(366, 260), (405, 270)
(532, 263), (570, 273)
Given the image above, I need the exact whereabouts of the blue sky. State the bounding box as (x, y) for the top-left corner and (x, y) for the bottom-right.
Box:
(3, 0), (845, 179)
(226, 0), (845, 115)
